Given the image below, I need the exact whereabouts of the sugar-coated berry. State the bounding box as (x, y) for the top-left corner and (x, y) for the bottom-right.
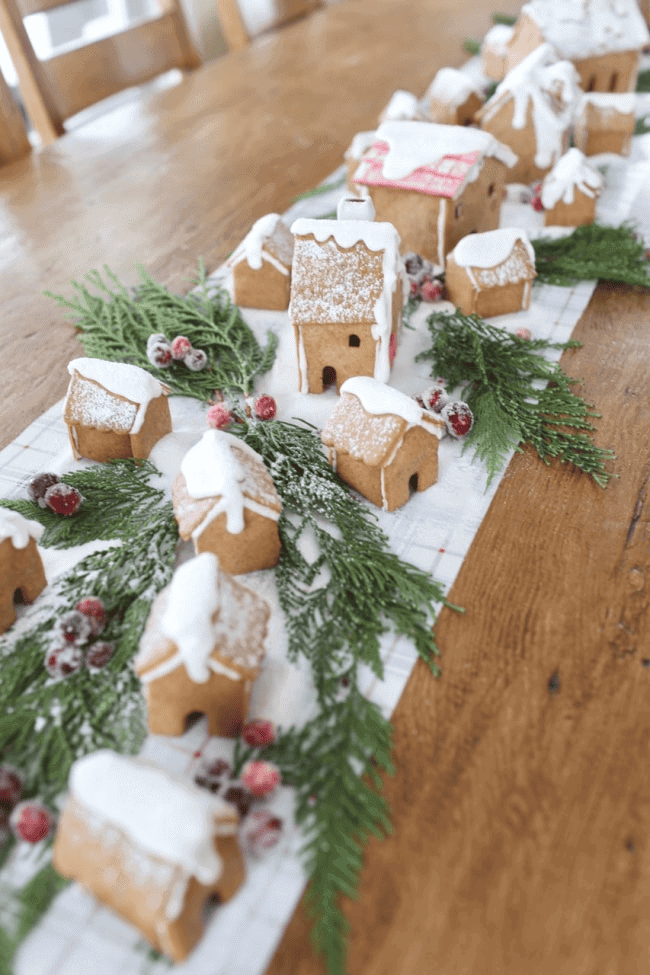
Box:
(194, 758), (232, 793)
(441, 401), (474, 439)
(206, 404), (233, 429)
(43, 483), (83, 517)
(242, 720), (276, 748)
(9, 801), (53, 843)
(242, 760), (281, 798)
(0, 765), (23, 810)
(409, 279), (420, 297)
(44, 645), (84, 679)
(254, 395), (277, 421)
(242, 811), (283, 857)
(222, 783), (256, 817)
(184, 348), (208, 371)
(171, 336), (192, 360)
(146, 332), (168, 350)
(515, 326), (532, 341)
(422, 385), (449, 414)
(28, 472), (60, 508)
(531, 183), (544, 212)
(420, 280), (443, 303)
(147, 342), (173, 368)
(85, 641), (114, 671)
(76, 597), (106, 636)
(404, 252), (425, 276)
(59, 610), (93, 646)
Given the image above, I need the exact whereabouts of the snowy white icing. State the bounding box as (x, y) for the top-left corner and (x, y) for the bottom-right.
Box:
(578, 91), (637, 115)
(229, 213), (292, 275)
(66, 358), (166, 434)
(374, 121), (517, 180)
(0, 509), (43, 548)
(341, 377), (431, 426)
(522, 0), (650, 59)
(345, 131), (377, 160)
(452, 227), (536, 270)
(541, 147), (604, 208)
(427, 68), (480, 107)
(483, 22), (515, 54)
(70, 751), (235, 884)
(159, 553), (221, 683)
(337, 197), (375, 221)
(380, 90), (421, 120)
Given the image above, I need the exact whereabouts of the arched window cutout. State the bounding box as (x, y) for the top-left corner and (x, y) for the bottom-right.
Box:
(609, 72), (618, 92)
(587, 75), (596, 92)
(409, 473), (419, 495)
(348, 334), (360, 347)
(322, 366), (336, 389)
(13, 588), (24, 604)
(455, 204), (463, 220)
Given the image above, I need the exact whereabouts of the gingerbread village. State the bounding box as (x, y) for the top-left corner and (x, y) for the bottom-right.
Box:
(2, 0), (650, 964)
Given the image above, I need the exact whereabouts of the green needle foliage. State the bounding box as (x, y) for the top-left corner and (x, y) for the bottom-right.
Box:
(492, 11), (517, 24)
(45, 262), (277, 400)
(635, 114), (650, 136)
(417, 310), (615, 487)
(532, 224), (650, 287)
(636, 68), (650, 92)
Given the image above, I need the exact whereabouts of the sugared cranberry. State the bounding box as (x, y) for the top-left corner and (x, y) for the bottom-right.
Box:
(9, 801), (53, 843)
(43, 483), (83, 517)
(28, 473), (59, 508)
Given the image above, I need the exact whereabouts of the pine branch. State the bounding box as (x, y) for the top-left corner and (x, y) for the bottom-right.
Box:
(417, 309), (615, 487)
(532, 224), (650, 287)
(492, 11), (516, 24)
(636, 68), (650, 92)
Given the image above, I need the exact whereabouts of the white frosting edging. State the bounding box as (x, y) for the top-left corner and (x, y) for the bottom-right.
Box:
(374, 120), (517, 181)
(541, 147), (604, 208)
(452, 227), (536, 269)
(0, 509), (43, 548)
(67, 358), (166, 435)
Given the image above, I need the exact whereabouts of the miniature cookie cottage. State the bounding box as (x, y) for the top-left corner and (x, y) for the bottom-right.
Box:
(321, 376), (444, 512)
(573, 93), (637, 156)
(475, 44), (580, 185)
(482, 22), (516, 81)
(228, 213), (294, 310)
(172, 429), (282, 574)
(378, 90), (425, 124)
(424, 68), (484, 126)
(53, 750), (244, 963)
(135, 552), (268, 737)
(353, 121), (517, 266)
(64, 358), (172, 463)
(0, 509), (46, 634)
(289, 198), (403, 393)
(445, 228), (537, 318)
(344, 131), (377, 193)
(541, 148), (604, 226)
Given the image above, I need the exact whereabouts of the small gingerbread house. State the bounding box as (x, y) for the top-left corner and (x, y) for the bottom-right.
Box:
(289, 198), (403, 394)
(53, 750), (244, 963)
(344, 131), (377, 193)
(424, 68), (484, 126)
(378, 90), (426, 124)
(475, 44), (581, 185)
(0, 509), (46, 634)
(172, 430), (282, 574)
(64, 358), (172, 463)
(321, 376), (444, 511)
(228, 213), (294, 310)
(573, 92), (637, 156)
(541, 148), (604, 226)
(482, 23), (516, 82)
(135, 552), (268, 737)
(445, 228), (537, 318)
(504, 0), (650, 93)
(353, 121), (517, 266)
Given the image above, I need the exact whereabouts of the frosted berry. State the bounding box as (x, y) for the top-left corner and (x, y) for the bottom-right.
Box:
(206, 404), (233, 429)
(242, 720), (276, 748)
(420, 279), (443, 303)
(404, 253), (425, 276)
(44, 645), (84, 679)
(184, 348), (208, 371)
(531, 184), (544, 212)
(147, 342), (173, 368)
(146, 332), (168, 349)
(43, 483), (83, 517)
(59, 610), (93, 646)
(441, 401), (474, 439)
(243, 811), (283, 857)
(171, 336), (192, 360)
(222, 783), (256, 817)
(254, 395), (277, 421)
(9, 801), (53, 843)
(422, 385), (449, 414)
(515, 326), (532, 341)
(76, 597), (106, 636)
(28, 472), (59, 508)
(242, 760), (281, 798)
(0, 765), (23, 810)
(194, 758), (232, 793)
(86, 641), (114, 671)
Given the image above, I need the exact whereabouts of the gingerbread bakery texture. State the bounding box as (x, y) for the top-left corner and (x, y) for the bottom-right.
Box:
(424, 67), (484, 126)
(573, 92), (637, 156)
(135, 552), (268, 737)
(445, 227), (537, 318)
(0, 509), (46, 634)
(228, 213), (294, 310)
(541, 148), (604, 227)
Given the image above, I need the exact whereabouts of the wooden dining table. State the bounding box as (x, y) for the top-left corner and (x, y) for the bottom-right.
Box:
(2, 0), (650, 972)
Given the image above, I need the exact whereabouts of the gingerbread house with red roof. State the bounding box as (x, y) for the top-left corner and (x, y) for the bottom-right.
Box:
(353, 121), (516, 267)
(445, 228), (537, 318)
(53, 750), (244, 963)
(228, 213), (294, 310)
(0, 509), (46, 634)
(321, 376), (444, 511)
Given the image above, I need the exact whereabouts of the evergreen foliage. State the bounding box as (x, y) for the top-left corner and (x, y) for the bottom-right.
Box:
(532, 224), (650, 287)
(492, 11), (516, 24)
(291, 173), (347, 203)
(417, 310), (615, 487)
(636, 68), (650, 92)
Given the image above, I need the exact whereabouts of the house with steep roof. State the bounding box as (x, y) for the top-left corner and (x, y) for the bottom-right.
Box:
(445, 228), (537, 318)
(228, 213), (294, 310)
(0, 509), (46, 634)
(425, 68), (484, 126)
(574, 92), (637, 156)
(541, 148), (604, 226)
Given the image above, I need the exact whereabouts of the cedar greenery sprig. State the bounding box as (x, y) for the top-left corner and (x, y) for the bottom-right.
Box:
(532, 224), (650, 287)
(417, 309), (615, 487)
(45, 262), (277, 400)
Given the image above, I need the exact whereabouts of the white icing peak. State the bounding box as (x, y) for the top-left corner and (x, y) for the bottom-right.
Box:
(341, 377), (426, 426)
(235, 213), (285, 270)
(579, 91), (637, 114)
(523, 0), (650, 59)
(427, 68), (479, 106)
(180, 430), (264, 534)
(374, 121), (516, 180)
(380, 90), (421, 120)
(160, 553), (221, 683)
(0, 508), (43, 548)
(483, 22), (515, 53)
(345, 131), (377, 160)
(70, 751), (232, 884)
(67, 358), (166, 434)
(291, 217), (398, 254)
(541, 147), (604, 208)
(452, 227), (535, 269)
(337, 197), (376, 221)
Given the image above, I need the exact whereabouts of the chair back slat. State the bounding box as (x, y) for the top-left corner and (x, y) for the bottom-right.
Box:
(0, 70), (31, 165)
(215, 0), (321, 51)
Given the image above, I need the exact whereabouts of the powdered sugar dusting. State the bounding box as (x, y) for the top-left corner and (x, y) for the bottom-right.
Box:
(65, 372), (138, 434)
(322, 393), (405, 466)
(523, 0), (649, 59)
(66, 359), (166, 434)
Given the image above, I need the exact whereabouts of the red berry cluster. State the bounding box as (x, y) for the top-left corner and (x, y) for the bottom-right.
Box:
(146, 333), (208, 372)
(531, 183), (545, 212)
(0, 766), (53, 844)
(404, 252), (444, 303)
(206, 395), (277, 430)
(28, 474), (83, 517)
(46, 597), (113, 679)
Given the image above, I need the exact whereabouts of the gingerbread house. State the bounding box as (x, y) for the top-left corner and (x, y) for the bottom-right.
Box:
(344, 131), (377, 193)
(482, 23), (516, 81)
(0, 509), (46, 634)
(289, 198), (403, 394)
(135, 552), (268, 737)
(541, 148), (604, 226)
(53, 750), (244, 963)
(445, 228), (537, 317)
(378, 90), (426, 124)
(573, 92), (637, 156)
(228, 213), (294, 310)
(321, 376), (444, 511)
(475, 44), (581, 185)
(424, 68), (484, 126)
(353, 121), (517, 267)
(64, 358), (172, 463)
(172, 430), (282, 574)
(504, 0), (650, 93)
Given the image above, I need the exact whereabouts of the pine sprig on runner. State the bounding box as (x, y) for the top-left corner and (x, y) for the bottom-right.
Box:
(417, 309), (615, 487)
(44, 262), (277, 400)
(532, 224), (650, 287)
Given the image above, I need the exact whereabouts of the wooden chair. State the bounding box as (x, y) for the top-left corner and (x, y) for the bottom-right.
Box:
(0, 69), (30, 163)
(0, 0), (201, 145)
(214, 0), (321, 51)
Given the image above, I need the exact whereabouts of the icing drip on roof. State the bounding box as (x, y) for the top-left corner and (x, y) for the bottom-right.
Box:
(522, 0), (650, 59)
(541, 147), (604, 208)
(452, 227), (536, 269)
(373, 120), (517, 180)
(229, 213), (293, 271)
(0, 508), (43, 548)
(66, 358), (166, 434)
(427, 68), (480, 107)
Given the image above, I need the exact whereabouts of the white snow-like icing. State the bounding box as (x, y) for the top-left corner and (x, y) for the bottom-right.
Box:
(483, 22), (515, 54)
(181, 430), (263, 534)
(522, 0), (650, 59)
(374, 120), (517, 180)
(345, 131), (377, 160)
(70, 751), (234, 884)
(427, 68), (480, 107)
(159, 552), (221, 683)
(341, 377), (427, 425)
(66, 358), (166, 434)
(578, 91), (637, 115)
(337, 197), (375, 221)
(0, 509), (43, 548)
(452, 227), (536, 269)
(541, 147), (604, 208)
(229, 213), (291, 274)
(380, 90), (421, 120)
(291, 218), (397, 254)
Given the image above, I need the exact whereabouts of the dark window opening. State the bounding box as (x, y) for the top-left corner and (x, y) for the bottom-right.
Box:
(185, 711), (204, 730)
(587, 75), (596, 92)
(322, 366), (336, 389)
(609, 72), (618, 92)
(13, 587), (24, 604)
(409, 473), (419, 495)
(202, 893), (222, 924)
(487, 183), (495, 196)
(348, 334), (360, 347)
(454, 204), (463, 220)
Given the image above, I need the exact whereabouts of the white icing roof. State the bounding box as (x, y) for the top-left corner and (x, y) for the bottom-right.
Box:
(70, 751), (233, 884)
(483, 22), (515, 53)
(341, 377), (426, 425)
(578, 91), (637, 114)
(452, 227), (536, 269)
(229, 213), (293, 271)
(380, 90), (421, 120)
(374, 121), (517, 180)
(66, 358), (167, 435)
(345, 131), (377, 160)
(291, 218), (399, 254)
(541, 147), (604, 208)
(160, 553), (221, 683)
(522, 0), (650, 59)
(0, 508), (43, 548)
(426, 67), (480, 107)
